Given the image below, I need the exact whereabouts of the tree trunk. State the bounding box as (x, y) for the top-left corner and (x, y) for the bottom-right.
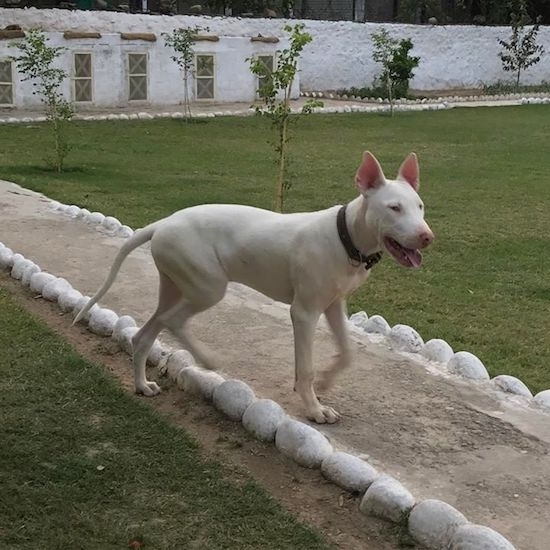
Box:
(183, 71), (192, 120)
(275, 118), (288, 212)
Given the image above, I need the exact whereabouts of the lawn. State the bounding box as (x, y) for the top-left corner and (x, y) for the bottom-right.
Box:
(1, 105), (549, 394)
(0, 286), (330, 549)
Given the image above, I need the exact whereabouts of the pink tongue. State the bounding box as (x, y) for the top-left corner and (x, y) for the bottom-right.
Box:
(405, 248), (422, 267)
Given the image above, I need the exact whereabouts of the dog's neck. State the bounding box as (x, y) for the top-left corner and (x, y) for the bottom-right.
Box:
(345, 195), (382, 257)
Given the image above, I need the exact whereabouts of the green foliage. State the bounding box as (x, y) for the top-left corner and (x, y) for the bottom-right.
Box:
(371, 29), (420, 115)
(249, 23), (320, 212)
(498, 7), (544, 88)
(10, 28), (73, 172)
(483, 80), (550, 95)
(163, 26), (207, 120)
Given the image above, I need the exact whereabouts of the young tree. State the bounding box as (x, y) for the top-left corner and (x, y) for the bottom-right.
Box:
(163, 26), (206, 121)
(10, 29), (74, 172)
(249, 24), (320, 212)
(498, 8), (544, 88)
(371, 29), (420, 116)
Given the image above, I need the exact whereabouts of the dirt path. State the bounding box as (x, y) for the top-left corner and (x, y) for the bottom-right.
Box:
(2, 180), (550, 549)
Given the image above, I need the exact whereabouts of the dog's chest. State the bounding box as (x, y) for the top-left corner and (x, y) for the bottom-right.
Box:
(335, 266), (371, 298)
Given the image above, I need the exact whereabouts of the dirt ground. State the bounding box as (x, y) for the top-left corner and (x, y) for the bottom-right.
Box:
(2, 180), (550, 549)
(2, 275), (399, 550)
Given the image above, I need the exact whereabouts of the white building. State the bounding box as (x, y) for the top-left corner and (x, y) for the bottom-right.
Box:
(0, 27), (294, 110)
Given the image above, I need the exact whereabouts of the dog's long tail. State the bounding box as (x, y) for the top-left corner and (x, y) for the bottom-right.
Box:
(73, 221), (160, 325)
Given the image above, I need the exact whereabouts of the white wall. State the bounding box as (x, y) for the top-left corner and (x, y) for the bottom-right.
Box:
(0, 26), (292, 109)
(1, 7), (550, 102)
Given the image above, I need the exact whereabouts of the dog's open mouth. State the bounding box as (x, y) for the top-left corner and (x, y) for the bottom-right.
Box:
(383, 237), (422, 268)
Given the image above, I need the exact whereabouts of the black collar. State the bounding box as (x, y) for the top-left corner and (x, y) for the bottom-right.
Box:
(336, 204), (383, 270)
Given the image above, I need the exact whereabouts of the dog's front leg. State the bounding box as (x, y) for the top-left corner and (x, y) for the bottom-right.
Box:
(291, 303), (340, 424)
(316, 299), (351, 392)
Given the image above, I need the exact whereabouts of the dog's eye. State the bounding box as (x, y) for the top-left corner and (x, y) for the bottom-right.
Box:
(419, 204), (424, 210)
(389, 205), (401, 212)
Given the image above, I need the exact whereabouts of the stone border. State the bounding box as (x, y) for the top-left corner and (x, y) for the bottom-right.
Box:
(1, 93), (549, 126)
(301, 89), (550, 106)
(0, 192), (524, 549)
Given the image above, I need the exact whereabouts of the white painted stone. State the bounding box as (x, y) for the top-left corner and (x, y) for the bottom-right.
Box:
(11, 257), (34, 280)
(65, 205), (81, 217)
(112, 315), (137, 344)
(491, 375), (533, 398)
(449, 523), (515, 549)
(29, 272), (56, 293)
(447, 351), (490, 381)
(213, 379), (256, 421)
(49, 200), (61, 210)
(80, 208), (91, 218)
(72, 295), (100, 323)
(275, 419), (333, 469)
(178, 365), (225, 399)
(89, 307), (119, 337)
(534, 389), (550, 410)
(0, 246), (14, 270)
(21, 263), (41, 287)
(364, 315), (391, 335)
(349, 311), (368, 328)
(119, 326), (139, 354)
(86, 212), (105, 225)
(57, 288), (84, 313)
(117, 225), (134, 238)
(55, 203), (69, 213)
(165, 349), (195, 381)
(242, 399), (286, 442)
(42, 277), (72, 302)
(147, 339), (168, 367)
(389, 324), (424, 353)
(359, 475), (415, 522)
(422, 338), (454, 363)
(102, 216), (122, 232)
(321, 451), (378, 493)
(408, 499), (468, 548)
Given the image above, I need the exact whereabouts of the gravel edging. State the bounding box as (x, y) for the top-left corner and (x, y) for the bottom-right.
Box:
(0, 194), (524, 550)
(1, 92), (549, 126)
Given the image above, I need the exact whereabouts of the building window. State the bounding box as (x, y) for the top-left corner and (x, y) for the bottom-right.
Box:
(128, 53), (148, 101)
(0, 60), (13, 105)
(195, 54), (214, 100)
(73, 53), (93, 103)
(256, 55), (274, 96)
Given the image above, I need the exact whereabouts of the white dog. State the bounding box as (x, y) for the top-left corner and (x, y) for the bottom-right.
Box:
(75, 151), (433, 424)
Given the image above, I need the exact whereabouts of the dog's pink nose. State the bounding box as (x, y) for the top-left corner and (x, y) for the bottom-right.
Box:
(419, 230), (434, 247)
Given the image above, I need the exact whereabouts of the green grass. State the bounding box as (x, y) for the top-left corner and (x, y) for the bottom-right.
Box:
(1, 106), (549, 394)
(0, 287), (330, 549)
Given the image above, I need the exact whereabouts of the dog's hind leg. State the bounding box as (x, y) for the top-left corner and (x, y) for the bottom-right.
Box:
(316, 299), (351, 392)
(132, 272), (182, 396)
(157, 283), (227, 372)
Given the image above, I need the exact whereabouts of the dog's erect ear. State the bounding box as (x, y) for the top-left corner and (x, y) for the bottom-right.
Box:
(397, 152), (420, 191)
(355, 151), (386, 195)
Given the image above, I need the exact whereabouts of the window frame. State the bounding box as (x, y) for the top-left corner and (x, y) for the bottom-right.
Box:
(194, 54), (215, 101)
(0, 58), (14, 107)
(255, 54), (274, 98)
(127, 52), (149, 102)
(72, 51), (94, 104)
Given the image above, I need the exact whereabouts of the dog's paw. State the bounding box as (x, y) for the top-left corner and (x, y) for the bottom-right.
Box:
(308, 405), (340, 424)
(136, 381), (161, 397)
